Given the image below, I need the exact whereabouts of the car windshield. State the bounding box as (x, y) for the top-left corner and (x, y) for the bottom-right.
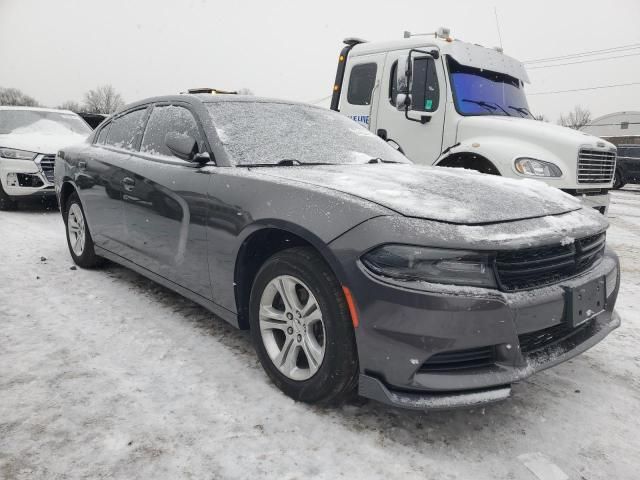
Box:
(0, 110), (92, 135)
(206, 101), (410, 166)
(447, 56), (531, 118)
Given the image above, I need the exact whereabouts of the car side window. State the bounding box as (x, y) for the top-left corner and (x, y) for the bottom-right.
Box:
(389, 57), (439, 112)
(105, 109), (147, 150)
(347, 63), (377, 106)
(140, 105), (204, 158)
(96, 123), (110, 144)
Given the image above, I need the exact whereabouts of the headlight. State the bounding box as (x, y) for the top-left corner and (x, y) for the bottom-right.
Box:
(0, 147), (38, 161)
(361, 244), (497, 288)
(514, 158), (562, 177)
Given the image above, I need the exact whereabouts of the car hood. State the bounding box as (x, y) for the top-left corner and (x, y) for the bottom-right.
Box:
(256, 164), (582, 225)
(456, 115), (614, 151)
(0, 132), (87, 155)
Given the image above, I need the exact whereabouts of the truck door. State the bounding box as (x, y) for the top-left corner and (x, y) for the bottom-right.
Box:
(374, 51), (446, 165)
(339, 54), (385, 130)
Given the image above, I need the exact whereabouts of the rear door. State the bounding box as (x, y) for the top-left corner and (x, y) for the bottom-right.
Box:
(78, 107), (148, 256)
(119, 102), (213, 298)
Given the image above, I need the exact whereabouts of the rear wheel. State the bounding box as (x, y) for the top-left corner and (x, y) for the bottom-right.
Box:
(249, 247), (358, 405)
(0, 183), (18, 211)
(64, 192), (104, 268)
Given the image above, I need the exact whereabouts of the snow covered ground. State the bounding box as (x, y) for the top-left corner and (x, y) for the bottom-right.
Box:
(1, 188), (639, 480)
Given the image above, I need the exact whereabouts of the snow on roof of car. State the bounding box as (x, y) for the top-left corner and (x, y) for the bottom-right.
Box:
(0, 106), (76, 114)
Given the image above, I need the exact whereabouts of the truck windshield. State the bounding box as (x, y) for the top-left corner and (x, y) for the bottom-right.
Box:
(206, 101), (410, 166)
(0, 109), (92, 135)
(447, 56), (531, 118)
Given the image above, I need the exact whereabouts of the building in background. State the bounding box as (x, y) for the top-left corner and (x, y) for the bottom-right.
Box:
(581, 111), (640, 145)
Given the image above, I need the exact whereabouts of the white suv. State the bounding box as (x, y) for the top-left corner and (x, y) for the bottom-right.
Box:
(0, 106), (91, 209)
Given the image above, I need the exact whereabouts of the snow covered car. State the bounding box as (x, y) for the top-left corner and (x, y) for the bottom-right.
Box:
(54, 95), (621, 410)
(0, 106), (91, 210)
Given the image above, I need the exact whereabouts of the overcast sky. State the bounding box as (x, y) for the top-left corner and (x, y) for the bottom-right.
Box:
(1, 0), (639, 121)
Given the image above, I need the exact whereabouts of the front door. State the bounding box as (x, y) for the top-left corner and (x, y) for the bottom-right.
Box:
(374, 50), (447, 165)
(119, 103), (213, 298)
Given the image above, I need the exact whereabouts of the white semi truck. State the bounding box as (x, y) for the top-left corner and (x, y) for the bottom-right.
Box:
(330, 28), (615, 213)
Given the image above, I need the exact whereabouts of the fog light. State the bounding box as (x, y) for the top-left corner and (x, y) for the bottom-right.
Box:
(606, 266), (618, 297)
(6, 173), (18, 187)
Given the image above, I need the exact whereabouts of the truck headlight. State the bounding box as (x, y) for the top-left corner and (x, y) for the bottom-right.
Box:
(361, 244), (497, 288)
(0, 147), (38, 161)
(514, 158), (562, 177)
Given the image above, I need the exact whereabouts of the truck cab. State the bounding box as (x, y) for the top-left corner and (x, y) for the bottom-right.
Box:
(330, 29), (615, 213)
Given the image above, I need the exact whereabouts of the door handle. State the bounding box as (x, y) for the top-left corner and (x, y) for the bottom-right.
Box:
(122, 177), (135, 192)
(78, 161), (87, 169)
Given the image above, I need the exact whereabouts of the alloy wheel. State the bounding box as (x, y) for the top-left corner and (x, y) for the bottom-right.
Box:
(67, 203), (86, 257)
(259, 275), (326, 381)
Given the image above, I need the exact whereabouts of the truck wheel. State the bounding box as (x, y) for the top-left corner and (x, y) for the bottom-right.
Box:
(613, 169), (625, 190)
(63, 192), (104, 268)
(0, 183), (18, 211)
(249, 247), (358, 405)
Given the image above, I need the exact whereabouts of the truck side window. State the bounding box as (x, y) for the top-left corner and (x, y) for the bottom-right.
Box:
(347, 63), (377, 106)
(389, 57), (439, 112)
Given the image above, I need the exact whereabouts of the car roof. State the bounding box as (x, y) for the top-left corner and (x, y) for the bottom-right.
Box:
(0, 106), (77, 114)
(120, 94), (320, 113)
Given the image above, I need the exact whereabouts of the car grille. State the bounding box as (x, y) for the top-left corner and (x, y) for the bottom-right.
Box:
(518, 319), (593, 355)
(495, 233), (606, 291)
(577, 148), (615, 184)
(418, 346), (496, 372)
(39, 155), (55, 183)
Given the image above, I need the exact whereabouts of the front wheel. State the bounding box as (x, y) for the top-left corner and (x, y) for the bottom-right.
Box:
(612, 168), (626, 190)
(0, 183), (18, 211)
(249, 247), (358, 405)
(64, 192), (104, 268)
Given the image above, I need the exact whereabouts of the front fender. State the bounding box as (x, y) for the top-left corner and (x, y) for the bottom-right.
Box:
(443, 137), (567, 180)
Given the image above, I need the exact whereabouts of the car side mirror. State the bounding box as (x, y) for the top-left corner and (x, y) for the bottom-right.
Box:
(165, 132), (199, 162)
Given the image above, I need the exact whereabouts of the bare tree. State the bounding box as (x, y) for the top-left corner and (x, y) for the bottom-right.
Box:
(58, 100), (84, 112)
(534, 114), (549, 122)
(0, 87), (39, 107)
(558, 105), (592, 130)
(83, 85), (125, 114)
(237, 88), (254, 95)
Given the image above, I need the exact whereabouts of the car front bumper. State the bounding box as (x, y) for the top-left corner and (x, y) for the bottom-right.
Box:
(333, 236), (620, 409)
(0, 155), (56, 197)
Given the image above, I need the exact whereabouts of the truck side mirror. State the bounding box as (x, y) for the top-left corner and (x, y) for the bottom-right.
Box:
(395, 93), (412, 111)
(395, 54), (413, 111)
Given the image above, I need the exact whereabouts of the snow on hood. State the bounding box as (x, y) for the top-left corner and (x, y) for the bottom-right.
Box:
(256, 164), (581, 224)
(456, 115), (612, 150)
(0, 129), (87, 155)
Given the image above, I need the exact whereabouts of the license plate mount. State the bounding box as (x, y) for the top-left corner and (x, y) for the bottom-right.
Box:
(565, 277), (606, 328)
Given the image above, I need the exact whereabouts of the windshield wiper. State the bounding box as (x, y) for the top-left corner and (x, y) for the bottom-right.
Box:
(367, 158), (402, 164)
(461, 99), (497, 113)
(245, 159), (333, 167)
(508, 105), (533, 118)
(462, 99), (512, 116)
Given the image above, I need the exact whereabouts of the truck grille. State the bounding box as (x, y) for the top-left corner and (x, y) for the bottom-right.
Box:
(495, 233), (606, 291)
(39, 155), (55, 183)
(577, 149), (615, 184)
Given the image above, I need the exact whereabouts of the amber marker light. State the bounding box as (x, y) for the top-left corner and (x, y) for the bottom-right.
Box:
(342, 286), (359, 328)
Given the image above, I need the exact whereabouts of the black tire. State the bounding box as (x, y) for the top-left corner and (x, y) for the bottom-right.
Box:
(249, 247), (359, 405)
(613, 169), (626, 190)
(0, 183), (18, 211)
(63, 192), (104, 268)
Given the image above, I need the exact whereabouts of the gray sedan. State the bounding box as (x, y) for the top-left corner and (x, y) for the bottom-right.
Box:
(54, 95), (620, 410)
